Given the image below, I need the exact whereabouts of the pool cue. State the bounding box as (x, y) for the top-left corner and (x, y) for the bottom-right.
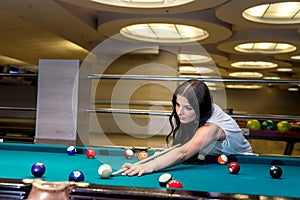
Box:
(111, 143), (181, 176)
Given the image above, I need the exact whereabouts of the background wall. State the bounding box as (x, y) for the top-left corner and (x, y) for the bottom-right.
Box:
(0, 84), (37, 119)
(0, 54), (299, 139)
(226, 87), (300, 116)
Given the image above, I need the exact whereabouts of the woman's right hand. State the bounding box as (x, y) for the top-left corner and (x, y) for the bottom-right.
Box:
(121, 162), (154, 177)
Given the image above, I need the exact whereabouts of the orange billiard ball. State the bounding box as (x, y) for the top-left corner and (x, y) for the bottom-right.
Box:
(218, 154), (228, 165)
(138, 151), (148, 160)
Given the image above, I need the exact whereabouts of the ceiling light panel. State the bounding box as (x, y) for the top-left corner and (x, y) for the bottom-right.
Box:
(120, 23), (209, 43)
(243, 2), (300, 24)
(263, 76), (280, 80)
(288, 87), (299, 91)
(152, 24), (180, 39)
(234, 42), (296, 54)
(231, 61), (277, 69)
(179, 54), (212, 63)
(229, 72), (263, 78)
(179, 66), (213, 74)
(226, 84), (263, 89)
(265, 2), (299, 18)
(291, 55), (300, 60)
(91, 0), (194, 8)
(179, 66), (196, 73)
(277, 68), (293, 72)
(122, 24), (156, 38)
(123, 0), (165, 2)
(177, 25), (206, 39)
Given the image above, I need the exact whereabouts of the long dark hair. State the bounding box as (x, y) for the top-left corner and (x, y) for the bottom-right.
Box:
(166, 79), (213, 146)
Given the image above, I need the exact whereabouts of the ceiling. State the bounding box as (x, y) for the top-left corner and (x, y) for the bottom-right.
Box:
(0, 0), (299, 84)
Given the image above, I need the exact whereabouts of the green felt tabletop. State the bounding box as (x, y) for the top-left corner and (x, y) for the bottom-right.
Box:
(0, 142), (300, 198)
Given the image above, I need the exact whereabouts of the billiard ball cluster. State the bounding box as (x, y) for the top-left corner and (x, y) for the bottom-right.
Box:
(158, 173), (183, 188)
(217, 154), (283, 179)
(67, 146), (97, 159)
(69, 146), (113, 180)
(68, 164), (113, 181)
(218, 154), (240, 174)
(29, 147), (285, 190)
(30, 146), (115, 183)
(67, 146), (113, 180)
(123, 148), (149, 161)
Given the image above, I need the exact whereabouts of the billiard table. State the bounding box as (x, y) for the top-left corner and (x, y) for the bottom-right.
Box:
(0, 142), (300, 199)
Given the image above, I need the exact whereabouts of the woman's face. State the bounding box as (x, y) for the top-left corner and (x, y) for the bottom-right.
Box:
(175, 94), (196, 124)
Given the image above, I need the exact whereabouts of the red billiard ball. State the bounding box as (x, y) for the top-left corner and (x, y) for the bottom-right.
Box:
(228, 162), (240, 174)
(166, 179), (183, 188)
(269, 165), (283, 179)
(31, 162), (46, 177)
(124, 149), (134, 159)
(86, 148), (96, 158)
(67, 146), (76, 156)
(218, 154), (228, 165)
(138, 151), (148, 161)
(69, 170), (85, 182)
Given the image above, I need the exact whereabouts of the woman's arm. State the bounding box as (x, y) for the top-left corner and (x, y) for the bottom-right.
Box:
(121, 122), (226, 176)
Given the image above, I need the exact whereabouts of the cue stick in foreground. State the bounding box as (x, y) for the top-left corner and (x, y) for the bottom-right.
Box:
(111, 143), (181, 176)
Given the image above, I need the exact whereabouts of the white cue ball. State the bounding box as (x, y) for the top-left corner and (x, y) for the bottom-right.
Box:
(98, 164), (112, 179)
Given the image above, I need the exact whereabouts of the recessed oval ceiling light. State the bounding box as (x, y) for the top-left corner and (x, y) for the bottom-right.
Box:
(242, 2), (300, 24)
(234, 42), (296, 54)
(229, 72), (263, 78)
(291, 55), (300, 60)
(226, 84), (263, 89)
(288, 87), (299, 92)
(263, 76), (280, 80)
(90, 0), (194, 8)
(276, 68), (293, 72)
(179, 66), (213, 74)
(179, 54), (212, 64)
(231, 61), (278, 69)
(120, 23), (209, 43)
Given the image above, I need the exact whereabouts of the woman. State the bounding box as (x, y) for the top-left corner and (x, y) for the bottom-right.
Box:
(121, 79), (253, 176)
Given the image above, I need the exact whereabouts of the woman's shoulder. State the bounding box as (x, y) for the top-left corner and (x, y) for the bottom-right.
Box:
(209, 103), (234, 123)
(212, 103), (223, 111)
(211, 103), (226, 116)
